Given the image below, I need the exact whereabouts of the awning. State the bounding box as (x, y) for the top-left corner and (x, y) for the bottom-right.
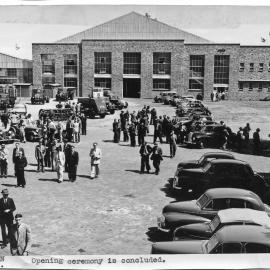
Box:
(213, 84), (229, 87)
(238, 79), (270, 82)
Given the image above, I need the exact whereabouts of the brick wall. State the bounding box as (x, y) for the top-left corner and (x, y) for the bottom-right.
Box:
(32, 43), (80, 95)
(81, 40), (184, 98)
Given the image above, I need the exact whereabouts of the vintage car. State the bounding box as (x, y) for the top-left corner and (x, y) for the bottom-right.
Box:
(103, 97), (116, 114)
(39, 108), (73, 121)
(9, 125), (41, 142)
(172, 159), (269, 199)
(173, 208), (270, 241)
(260, 95), (270, 101)
(163, 92), (178, 105)
(31, 88), (49, 104)
(9, 103), (27, 116)
(0, 129), (19, 144)
(152, 225), (270, 254)
(55, 87), (76, 101)
(154, 91), (177, 103)
(107, 94), (128, 110)
(78, 97), (107, 118)
(157, 188), (270, 233)
(185, 124), (226, 148)
(174, 152), (235, 174)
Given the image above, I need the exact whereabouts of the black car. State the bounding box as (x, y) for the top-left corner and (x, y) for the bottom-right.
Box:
(186, 125), (226, 148)
(9, 125), (41, 142)
(78, 97), (107, 118)
(173, 159), (269, 200)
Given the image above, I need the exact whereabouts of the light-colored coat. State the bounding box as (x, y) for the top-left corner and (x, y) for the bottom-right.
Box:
(55, 151), (65, 167)
(10, 223), (32, 255)
(90, 147), (102, 165)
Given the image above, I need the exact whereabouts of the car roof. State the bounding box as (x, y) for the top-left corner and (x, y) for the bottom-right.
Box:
(217, 209), (270, 226)
(202, 152), (235, 159)
(210, 159), (248, 166)
(205, 188), (261, 201)
(216, 225), (270, 244)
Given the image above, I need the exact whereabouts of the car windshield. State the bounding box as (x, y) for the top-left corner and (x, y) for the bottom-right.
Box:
(197, 193), (209, 208)
(209, 216), (221, 231)
(201, 126), (213, 133)
(205, 234), (219, 253)
(198, 154), (207, 164)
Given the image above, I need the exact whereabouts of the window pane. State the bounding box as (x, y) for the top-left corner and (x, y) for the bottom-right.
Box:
(189, 55), (204, 90)
(94, 52), (111, 74)
(94, 78), (111, 90)
(64, 54), (77, 75)
(245, 243), (270, 253)
(222, 243), (242, 254)
(123, 53), (141, 74)
(153, 53), (171, 74)
(214, 55), (230, 84)
(153, 79), (170, 91)
(64, 78), (77, 88)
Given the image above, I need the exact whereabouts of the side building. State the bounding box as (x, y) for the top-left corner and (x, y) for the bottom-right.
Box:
(0, 52), (33, 97)
(32, 12), (270, 100)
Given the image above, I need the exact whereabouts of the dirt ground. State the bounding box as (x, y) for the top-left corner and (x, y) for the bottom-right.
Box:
(1, 98), (270, 255)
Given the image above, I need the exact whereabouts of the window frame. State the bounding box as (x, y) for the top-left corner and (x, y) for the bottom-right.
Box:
(249, 63), (254, 72)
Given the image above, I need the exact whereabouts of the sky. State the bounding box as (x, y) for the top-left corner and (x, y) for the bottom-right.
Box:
(2, 3), (270, 59)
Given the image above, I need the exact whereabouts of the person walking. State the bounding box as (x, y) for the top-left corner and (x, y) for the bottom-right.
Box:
(10, 213), (31, 256)
(54, 146), (65, 183)
(150, 143), (163, 175)
(112, 119), (119, 143)
(14, 151), (27, 188)
(80, 113), (87, 135)
(73, 118), (80, 143)
(0, 144), (8, 177)
(253, 128), (261, 155)
(237, 127), (244, 152)
(66, 145), (79, 182)
(12, 143), (25, 177)
(169, 130), (177, 158)
(139, 142), (152, 174)
(243, 123), (251, 142)
(89, 142), (102, 179)
(153, 120), (163, 144)
(137, 122), (147, 146)
(35, 140), (46, 172)
(56, 121), (64, 143)
(0, 189), (16, 247)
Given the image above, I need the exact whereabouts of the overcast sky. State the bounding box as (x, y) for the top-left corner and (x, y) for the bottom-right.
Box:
(2, 4), (270, 59)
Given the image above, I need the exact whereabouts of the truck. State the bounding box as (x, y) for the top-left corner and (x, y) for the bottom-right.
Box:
(78, 97), (108, 118)
(31, 88), (49, 104)
(56, 87), (76, 101)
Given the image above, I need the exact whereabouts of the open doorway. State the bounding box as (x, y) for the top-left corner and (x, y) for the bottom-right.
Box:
(123, 78), (141, 98)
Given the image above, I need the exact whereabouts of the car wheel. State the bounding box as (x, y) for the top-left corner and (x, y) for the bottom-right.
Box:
(110, 109), (115, 115)
(100, 114), (106, 119)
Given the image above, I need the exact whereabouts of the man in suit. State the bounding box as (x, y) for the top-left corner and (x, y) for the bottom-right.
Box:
(139, 142), (152, 174)
(0, 144), (8, 177)
(14, 151), (28, 188)
(35, 140), (46, 172)
(0, 189), (16, 246)
(54, 146), (65, 183)
(12, 142), (25, 176)
(66, 145), (79, 182)
(10, 213), (31, 256)
(151, 143), (163, 175)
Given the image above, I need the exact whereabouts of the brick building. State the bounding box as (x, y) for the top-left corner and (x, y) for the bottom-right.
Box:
(32, 12), (270, 100)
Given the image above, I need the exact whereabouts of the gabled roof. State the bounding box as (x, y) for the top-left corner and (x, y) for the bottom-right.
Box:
(57, 12), (210, 43)
(0, 52), (32, 69)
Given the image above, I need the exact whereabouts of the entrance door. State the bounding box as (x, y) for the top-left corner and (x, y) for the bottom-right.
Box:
(123, 78), (141, 98)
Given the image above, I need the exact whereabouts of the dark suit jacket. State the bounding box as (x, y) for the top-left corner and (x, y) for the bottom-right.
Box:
(14, 156), (28, 171)
(12, 147), (25, 163)
(67, 151), (79, 166)
(0, 197), (16, 221)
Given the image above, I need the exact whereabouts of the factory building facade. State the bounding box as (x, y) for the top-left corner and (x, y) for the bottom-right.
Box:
(32, 12), (270, 100)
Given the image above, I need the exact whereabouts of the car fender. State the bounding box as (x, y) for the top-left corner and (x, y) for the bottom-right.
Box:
(164, 212), (211, 227)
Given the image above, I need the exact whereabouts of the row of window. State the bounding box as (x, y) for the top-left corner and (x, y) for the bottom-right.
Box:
(94, 78), (170, 91)
(239, 62), (270, 72)
(0, 68), (17, 77)
(238, 81), (270, 91)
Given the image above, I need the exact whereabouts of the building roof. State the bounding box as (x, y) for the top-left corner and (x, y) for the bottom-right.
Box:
(0, 52), (32, 69)
(218, 209), (270, 226)
(57, 12), (210, 44)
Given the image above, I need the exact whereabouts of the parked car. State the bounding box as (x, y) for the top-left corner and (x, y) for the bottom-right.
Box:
(78, 97), (107, 118)
(157, 188), (270, 233)
(260, 95), (270, 101)
(107, 94), (128, 109)
(38, 108), (73, 122)
(172, 159), (269, 199)
(31, 88), (49, 104)
(9, 125), (41, 142)
(173, 208), (270, 241)
(185, 125), (227, 148)
(152, 225), (270, 254)
(9, 103), (27, 116)
(174, 152), (235, 175)
(56, 87), (76, 101)
(154, 91), (177, 103)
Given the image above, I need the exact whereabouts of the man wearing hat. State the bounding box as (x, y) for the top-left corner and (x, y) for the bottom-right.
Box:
(35, 140), (46, 172)
(0, 144), (8, 177)
(14, 151), (27, 188)
(0, 189), (16, 246)
(66, 144), (79, 182)
(12, 142), (25, 176)
(10, 213), (31, 256)
(89, 142), (102, 179)
(150, 143), (163, 175)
